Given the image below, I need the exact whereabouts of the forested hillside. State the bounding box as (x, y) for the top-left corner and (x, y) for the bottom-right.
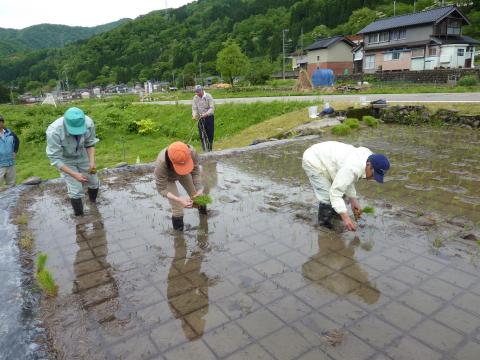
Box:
(0, 0), (478, 92)
(0, 19), (130, 57)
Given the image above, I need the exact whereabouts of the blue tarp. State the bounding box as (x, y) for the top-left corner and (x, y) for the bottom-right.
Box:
(311, 69), (335, 87)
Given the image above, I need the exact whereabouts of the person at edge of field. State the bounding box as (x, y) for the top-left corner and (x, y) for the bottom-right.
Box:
(0, 114), (20, 188)
(154, 141), (206, 231)
(302, 141), (390, 231)
(46, 107), (99, 216)
(192, 85), (215, 152)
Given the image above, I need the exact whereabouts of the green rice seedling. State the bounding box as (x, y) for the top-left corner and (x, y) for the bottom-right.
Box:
(476, 240), (480, 257)
(37, 269), (58, 297)
(193, 194), (213, 206)
(362, 206), (375, 214)
(19, 232), (34, 251)
(362, 116), (379, 127)
(36, 253), (48, 273)
(433, 237), (443, 250)
(344, 118), (360, 129)
(16, 213), (28, 225)
(331, 124), (351, 136)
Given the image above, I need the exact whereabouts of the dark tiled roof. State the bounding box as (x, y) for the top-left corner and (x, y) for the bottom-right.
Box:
(431, 35), (480, 45)
(358, 6), (468, 34)
(305, 36), (355, 51)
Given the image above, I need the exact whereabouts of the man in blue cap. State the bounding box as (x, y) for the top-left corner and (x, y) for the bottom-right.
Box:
(46, 107), (99, 216)
(302, 141), (390, 231)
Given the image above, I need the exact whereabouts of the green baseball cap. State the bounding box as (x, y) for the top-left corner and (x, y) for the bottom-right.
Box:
(64, 107), (86, 135)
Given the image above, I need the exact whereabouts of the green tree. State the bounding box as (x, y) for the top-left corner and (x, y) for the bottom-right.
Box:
(245, 58), (274, 85)
(75, 70), (93, 87)
(0, 84), (10, 103)
(216, 40), (249, 85)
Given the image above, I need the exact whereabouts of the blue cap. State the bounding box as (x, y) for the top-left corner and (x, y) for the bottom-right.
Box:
(64, 107), (86, 135)
(194, 85), (203, 93)
(368, 154), (390, 183)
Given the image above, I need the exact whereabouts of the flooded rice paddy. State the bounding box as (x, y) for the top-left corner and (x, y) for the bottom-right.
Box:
(11, 125), (480, 359)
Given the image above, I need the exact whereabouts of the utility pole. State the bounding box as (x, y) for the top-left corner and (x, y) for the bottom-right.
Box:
(394, 1), (396, 16)
(282, 29), (289, 80)
(414, 0), (416, 12)
(199, 62), (203, 85)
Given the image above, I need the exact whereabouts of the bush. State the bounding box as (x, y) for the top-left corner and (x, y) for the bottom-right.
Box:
(458, 75), (479, 87)
(344, 118), (360, 129)
(331, 124), (351, 135)
(22, 125), (46, 143)
(362, 116), (379, 127)
(129, 119), (157, 135)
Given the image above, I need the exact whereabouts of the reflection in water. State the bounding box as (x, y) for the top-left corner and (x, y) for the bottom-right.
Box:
(73, 205), (122, 324)
(167, 216), (211, 340)
(302, 232), (380, 304)
(201, 161), (218, 195)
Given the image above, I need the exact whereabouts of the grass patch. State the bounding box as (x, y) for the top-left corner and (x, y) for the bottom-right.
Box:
(19, 232), (34, 251)
(16, 213), (28, 225)
(362, 116), (379, 127)
(0, 101), (312, 182)
(344, 118), (360, 129)
(193, 194), (212, 206)
(216, 107), (313, 149)
(331, 124), (351, 136)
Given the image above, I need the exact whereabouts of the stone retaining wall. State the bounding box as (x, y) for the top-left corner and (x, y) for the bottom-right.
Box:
(337, 68), (480, 84)
(382, 105), (480, 128)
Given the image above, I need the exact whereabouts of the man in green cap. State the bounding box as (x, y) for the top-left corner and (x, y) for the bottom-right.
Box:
(46, 107), (99, 216)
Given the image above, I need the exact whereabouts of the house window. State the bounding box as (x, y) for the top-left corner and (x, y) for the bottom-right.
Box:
(447, 20), (461, 35)
(317, 55), (320, 61)
(384, 51), (401, 61)
(428, 47), (437, 56)
(457, 48), (465, 56)
(391, 28), (407, 41)
(380, 31), (389, 42)
(412, 48), (425, 58)
(365, 55), (375, 69)
(368, 33), (379, 44)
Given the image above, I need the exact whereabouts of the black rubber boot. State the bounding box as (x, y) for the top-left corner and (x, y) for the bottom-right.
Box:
(88, 188), (98, 203)
(198, 205), (208, 215)
(172, 216), (184, 231)
(318, 203), (335, 229)
(71, 198), (84, 216)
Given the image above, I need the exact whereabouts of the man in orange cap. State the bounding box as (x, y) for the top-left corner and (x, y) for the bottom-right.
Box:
(154, 141), (204, 230)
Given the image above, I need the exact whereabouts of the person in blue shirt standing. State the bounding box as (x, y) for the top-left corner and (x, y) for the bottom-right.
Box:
(0, 114), (20, 188)
(46, 107), (99, 216)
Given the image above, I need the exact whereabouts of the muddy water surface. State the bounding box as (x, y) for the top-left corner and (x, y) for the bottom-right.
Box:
(21, 126), (480, 359)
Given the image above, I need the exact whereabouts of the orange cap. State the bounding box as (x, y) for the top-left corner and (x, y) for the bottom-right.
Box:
(168, 142), (194, 175)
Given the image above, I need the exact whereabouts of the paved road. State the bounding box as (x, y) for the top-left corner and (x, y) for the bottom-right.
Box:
(143, 92), (480, 105)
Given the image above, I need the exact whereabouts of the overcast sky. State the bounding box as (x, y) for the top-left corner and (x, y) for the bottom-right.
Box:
(0, 0), (194, 29)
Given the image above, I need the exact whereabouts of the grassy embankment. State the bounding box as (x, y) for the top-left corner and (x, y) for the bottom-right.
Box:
(148, 81), (480, 101)
(0, 99), (314, 182)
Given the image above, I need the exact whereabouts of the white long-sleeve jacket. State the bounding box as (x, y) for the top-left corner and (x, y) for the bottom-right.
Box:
(303, 141), (372, 214)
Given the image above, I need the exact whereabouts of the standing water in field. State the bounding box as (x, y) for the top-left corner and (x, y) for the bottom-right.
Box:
(3, 125), (480, 359)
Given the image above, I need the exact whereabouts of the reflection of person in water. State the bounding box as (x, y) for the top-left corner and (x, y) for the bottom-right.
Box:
(73, 205), (120, 321)
(167, 217), (210, 339)
(302, 232), (380, 304)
